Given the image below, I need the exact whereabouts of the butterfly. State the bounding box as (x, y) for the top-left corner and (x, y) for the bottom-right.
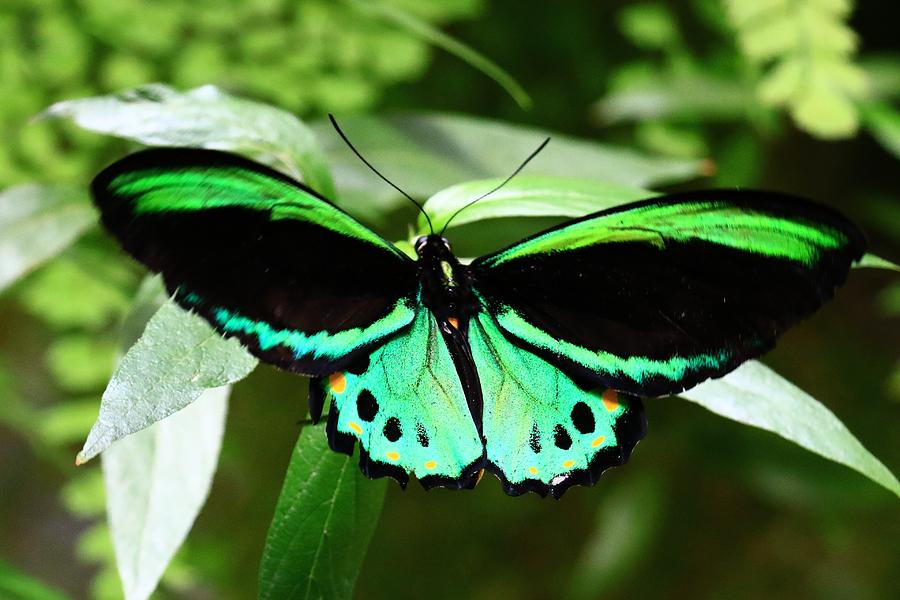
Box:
(90, 129), (865, 498)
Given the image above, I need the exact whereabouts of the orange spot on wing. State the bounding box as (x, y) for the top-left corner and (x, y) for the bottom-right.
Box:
(386, 451), (400, 461)
(591, 435), (606, 448)
(447, 317), (459, 329)
(424, 460), (437, 470)
(528, 466), (538, 475)
(328, 372), (346, 393)
(602, 389), (619, 411)
(562, 460), (576, 469)
(348, 421), (362, 434)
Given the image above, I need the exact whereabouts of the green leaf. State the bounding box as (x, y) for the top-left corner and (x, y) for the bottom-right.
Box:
(617, 2), (680, 50)
(422, 176), (654, 234)
(18, 258), (132, 331)
(347, 0), (531, 110)
(567, 474), (665, 599)
(46, 334), (119, 392)
(77, 299), (257, 464)
(860, 101), (900, 160)
(103, 385), (228, 600)
(42, 84), (335, 198)
(312, 113), (703, 220)
(259, 424), (387, 600)
(0, 559), (70, 600)
(0, 184), (95, 294)
(855, 253), (900, 272)
(679, 361), (900, 498)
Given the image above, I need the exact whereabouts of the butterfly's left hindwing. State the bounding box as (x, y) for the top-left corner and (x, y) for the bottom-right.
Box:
(92, 148), (418, 374)
(321, 303), (484, 489)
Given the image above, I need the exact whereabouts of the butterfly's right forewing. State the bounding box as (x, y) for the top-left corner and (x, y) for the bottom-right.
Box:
(92, 148), (419, 375)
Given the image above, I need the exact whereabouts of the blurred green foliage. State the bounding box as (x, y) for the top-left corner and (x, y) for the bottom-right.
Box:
(0, 1), (898, 599)
(0, 0), (482, 186)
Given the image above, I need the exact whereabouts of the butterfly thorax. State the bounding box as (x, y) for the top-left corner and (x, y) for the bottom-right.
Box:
(415, 235), (478, 332)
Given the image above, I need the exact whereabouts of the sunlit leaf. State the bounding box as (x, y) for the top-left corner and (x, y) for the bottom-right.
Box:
(259, 424), (387, 600)
(0, 184), (95, 294)
(103, 385), (229, 600)
(77, 299), (257, 464)
(679, 361), (900, 498)
(348, 0), (532, 109)
(41, 84), (335, 198)
(725, 0), (867, 139)
(0, 559), (70, 600)
(422, 176), (653, 234)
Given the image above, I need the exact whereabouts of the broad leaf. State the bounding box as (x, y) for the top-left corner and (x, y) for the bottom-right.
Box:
(77, 299), (257, 464)
(0, 184), (95, 294)
(679, 361), (900, 498)
(259, 424), (387, 600)
(421, 175), (654, 233)
(103, 385), (229, 600)
(42, 84), (335, 198)
(310, 112), (704, 222)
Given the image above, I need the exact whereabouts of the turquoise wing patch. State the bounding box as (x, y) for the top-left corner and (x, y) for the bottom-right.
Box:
(470, 313), (646, 498)
(319, 306), (484, 489)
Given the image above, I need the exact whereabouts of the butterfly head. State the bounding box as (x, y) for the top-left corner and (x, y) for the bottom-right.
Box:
(414, 235), (452, 259)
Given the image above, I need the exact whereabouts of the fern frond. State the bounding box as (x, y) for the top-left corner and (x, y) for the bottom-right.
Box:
(724, 0), (868, 138)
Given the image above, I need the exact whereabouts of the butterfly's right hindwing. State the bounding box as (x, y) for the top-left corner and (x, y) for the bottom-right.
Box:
(92, 148), (418, 374)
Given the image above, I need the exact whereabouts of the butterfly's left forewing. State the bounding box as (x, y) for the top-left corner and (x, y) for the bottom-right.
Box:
(471, 190), (866, 397)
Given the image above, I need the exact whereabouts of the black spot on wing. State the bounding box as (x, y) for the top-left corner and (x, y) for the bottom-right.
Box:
(357, 389), (378, 422)
(553, 424), (572, 450)
(383, 417), (402, 442)
(345, 354), (370, 376)
(571, 401), (595, 434)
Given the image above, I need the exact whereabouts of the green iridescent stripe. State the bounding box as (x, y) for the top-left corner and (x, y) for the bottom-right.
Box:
(483, 201), (848, 267)
(207, 297), (415, 361)
(109, 167), (399, 254)
(495, 307), (731, 384)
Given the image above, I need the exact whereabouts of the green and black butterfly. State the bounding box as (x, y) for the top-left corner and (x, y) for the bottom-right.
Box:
(90, 127), (865, 498)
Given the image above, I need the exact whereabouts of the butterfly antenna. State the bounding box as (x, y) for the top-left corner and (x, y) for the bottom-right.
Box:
(439, 137), (550, 236)
(329, 114), (434, 234)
